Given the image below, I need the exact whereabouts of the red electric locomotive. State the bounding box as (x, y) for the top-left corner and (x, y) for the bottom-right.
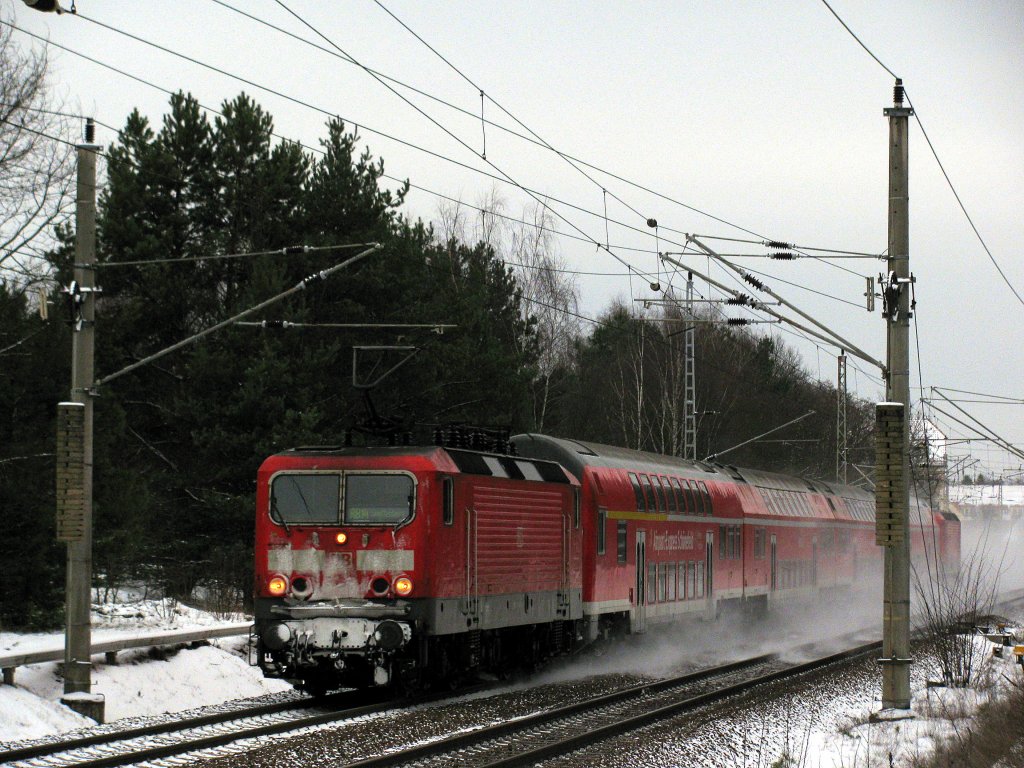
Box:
(252, 443), (582, 693)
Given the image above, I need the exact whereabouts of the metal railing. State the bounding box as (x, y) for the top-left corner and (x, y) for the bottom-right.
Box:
(0, 623), (250, 685)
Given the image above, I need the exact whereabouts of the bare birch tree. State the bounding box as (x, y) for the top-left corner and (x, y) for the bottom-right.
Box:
(0, 17), (75, 288)
(432, 191), (582, 431)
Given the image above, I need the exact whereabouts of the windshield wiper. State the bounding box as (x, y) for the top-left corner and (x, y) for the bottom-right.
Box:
(270, 496), (291, 536)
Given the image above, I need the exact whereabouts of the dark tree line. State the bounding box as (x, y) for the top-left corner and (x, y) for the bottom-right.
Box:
(1, 91), (872, 628)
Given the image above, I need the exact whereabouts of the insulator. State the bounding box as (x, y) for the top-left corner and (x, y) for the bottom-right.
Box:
(726, 294), (750, 306)
(743, 274), (765, 290)
(894, 78), (904, 106)
(727, 318), (749, 325)
(84, 118), (95, 143)
(284, 245), (308, 255)
(646, 218), (658, 228)
(765, 240), (791, 250)
(769, 252), (796, 260)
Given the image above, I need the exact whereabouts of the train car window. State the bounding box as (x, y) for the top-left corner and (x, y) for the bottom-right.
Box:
(617, 521), (628, 563)
(442, 477), (454, 526)
(684, 479), (697, 515)
(654, 476), (670, 512)
(640, 474), (658, 512)
(667, 562), (677, 600)
(343, 474), (414, 524)
(698, 481), (712, 515)
(628, 472), (646, 513)
(661, 477), (678, 513)
(689, 561), (698, 598)
(677, 561), (687, 598)
(754, 527), (766, 558)
(719, 526), (727, 558)
(270, 473), (340, 525)
(597, 508), (607, 555)
(647, 563), (657, 604)
(670, 477), (685, 514)
(573, 488), (581, 529)
(658, 564), (668, 602)
(482, 456), (510, 478)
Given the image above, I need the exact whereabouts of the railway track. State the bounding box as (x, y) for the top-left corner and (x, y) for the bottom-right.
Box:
(341, 640), (882, 768)
(0, 687), (436, 768)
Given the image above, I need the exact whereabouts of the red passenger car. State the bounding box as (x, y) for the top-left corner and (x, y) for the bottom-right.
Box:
(512, 434), (959, 640)
(253, 445), (581, 693)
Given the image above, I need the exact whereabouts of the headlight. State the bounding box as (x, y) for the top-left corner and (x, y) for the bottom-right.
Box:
(268, 574), (288, 596)
(394, 576), (413, 596)
(335, 532), (348, 545)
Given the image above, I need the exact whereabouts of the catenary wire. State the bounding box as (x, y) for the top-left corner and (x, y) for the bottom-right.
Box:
(819, 0), (1024, 310)
(12, 14), (874, 298)
(367, 0), (874, 280)
(8, 14), (880, 393)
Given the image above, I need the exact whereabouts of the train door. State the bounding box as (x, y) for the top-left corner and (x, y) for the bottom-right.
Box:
(770, 534), (778, 592)
(811, 538), (818, 587)
(462, 494), (479, 627)
(633, 530), (647, 633)
(704, 531), (715, 620)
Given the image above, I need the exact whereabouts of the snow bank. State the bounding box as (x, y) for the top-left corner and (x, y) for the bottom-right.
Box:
(0, 596), (291, 745)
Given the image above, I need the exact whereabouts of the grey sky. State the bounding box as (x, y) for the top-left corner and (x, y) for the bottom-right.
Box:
(10, 0), (1023, 477)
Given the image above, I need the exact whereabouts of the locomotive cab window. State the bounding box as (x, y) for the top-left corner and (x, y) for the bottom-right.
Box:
(270, 473), (340, 525)
(597, 507), (607, 555)
(344, 473), (414, 525)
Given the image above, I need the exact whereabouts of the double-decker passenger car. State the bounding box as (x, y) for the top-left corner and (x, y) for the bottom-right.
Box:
(253, 445), (582, 693)
(512, 434), (960, 641)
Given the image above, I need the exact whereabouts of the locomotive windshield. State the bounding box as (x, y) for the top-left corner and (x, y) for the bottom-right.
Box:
(344, 473), (414, 524)
(270, 473), (340, 525)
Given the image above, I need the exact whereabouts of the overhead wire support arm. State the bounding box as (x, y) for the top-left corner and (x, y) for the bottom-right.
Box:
(94, 244), (382, 388)
(705, 410), (816, 462)
(659, 252), (884, 372)
(683, 235), (884, 372)
(236, 322), (457, 333)
(927, 390), (1024, 462)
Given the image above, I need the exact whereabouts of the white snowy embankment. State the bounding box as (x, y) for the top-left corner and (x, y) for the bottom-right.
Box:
(806, 631), (1023, 767)
(0, 596), (291, 744)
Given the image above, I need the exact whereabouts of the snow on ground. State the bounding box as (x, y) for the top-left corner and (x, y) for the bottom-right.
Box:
(0, 594), (291, 744)
(808, 632), (1024, 767)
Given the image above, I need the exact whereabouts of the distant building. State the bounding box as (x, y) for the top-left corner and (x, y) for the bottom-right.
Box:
(948, 484), (1024, 521)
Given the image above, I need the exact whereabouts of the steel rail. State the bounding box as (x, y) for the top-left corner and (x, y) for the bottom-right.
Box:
(0, 690), (350, 764)
(340, 642), (881, 768)
(342, 652), (781, 767)
(0, 684), (488, 768)
(482, 640), (882, 768)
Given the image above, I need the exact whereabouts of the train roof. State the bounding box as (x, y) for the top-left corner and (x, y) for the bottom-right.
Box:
(512, 433), (877, 503)
(267, 443), (575, 484)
